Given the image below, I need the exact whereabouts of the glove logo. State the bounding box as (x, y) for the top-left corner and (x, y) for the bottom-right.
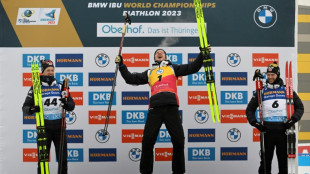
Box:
(95, 53), (110, 67)
(227, 128), (241, 142)
(254, 5), (277, 28)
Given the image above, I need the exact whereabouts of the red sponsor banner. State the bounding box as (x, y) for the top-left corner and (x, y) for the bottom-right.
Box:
(122, 129), (144, 143)
(70, 92), (83, 105)
(155, 148), (173, 161)
(221, 110), (248, 123)
(188, 91), (209, 105)
(177, 76), (182, 86)
(253, 128), (260, 142)
(89, 110), (116, 124)
(252, 53), (279, 67)
(298, 145), (310, 154)
(23, 148), (50, 162)
(23, 73), (33, 87)
(122, 53), (149, 67)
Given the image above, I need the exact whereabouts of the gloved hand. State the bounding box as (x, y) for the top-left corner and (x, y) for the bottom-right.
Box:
(285, 118), (297, 129)
(115, 55), (123, 65)
(29, 105), (40, 114)
(253, 122), (266, 132)
(59, 98), (69, 110)
(199, 43), (211, 53)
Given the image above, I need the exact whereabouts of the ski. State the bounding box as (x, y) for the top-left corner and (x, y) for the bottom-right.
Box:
(31, 61), (50, 174)
(58, 78), (69, 174)
(193, 0), (220, 123)
(285, 61), (296, 174)
(253, 69), (266, 174)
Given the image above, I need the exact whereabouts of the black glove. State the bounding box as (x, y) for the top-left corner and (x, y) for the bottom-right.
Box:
(285, 118), (297, 129)
(253, 122), (266, 132)
(253, 69), (263, 81)
(115, 55), (123, 65)
(199, 44), (211, 54)
(29, 105), (40, 114)
(59, 98), (69, 110)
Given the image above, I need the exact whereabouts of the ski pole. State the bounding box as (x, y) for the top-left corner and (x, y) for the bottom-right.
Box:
(58, 78), (69, 174)
(103, 13), (131, 135)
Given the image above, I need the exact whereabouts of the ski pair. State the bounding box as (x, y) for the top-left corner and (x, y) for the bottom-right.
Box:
(193, 0), (220, 123)
(285, 61), (296, 174)
(31, 61), (49, 174)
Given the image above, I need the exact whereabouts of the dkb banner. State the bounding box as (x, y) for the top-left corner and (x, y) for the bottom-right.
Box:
(0, 0), (298, 174)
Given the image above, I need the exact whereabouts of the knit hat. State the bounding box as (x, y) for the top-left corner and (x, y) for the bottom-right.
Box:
(266, 61), (280, 77)
(41, 60), (54, 73)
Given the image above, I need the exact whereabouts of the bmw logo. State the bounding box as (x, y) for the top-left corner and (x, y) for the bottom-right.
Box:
(129, 148), (142, 162)
(254, 5), (277, 28)
(95, 129), (110, 143)
(194, 110), (209, 124)
(227, 128), (241, 142)
(227, 53), (241, 67)
(95, 53), (110, 67)
(66, 111), (77, 125)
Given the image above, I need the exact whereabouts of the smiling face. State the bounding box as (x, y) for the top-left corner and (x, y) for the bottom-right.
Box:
(154, 49), (166, 62)
(267, 73), (277, 84)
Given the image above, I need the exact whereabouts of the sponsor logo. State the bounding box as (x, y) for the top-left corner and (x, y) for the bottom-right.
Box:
(188, 72), (206, 86)
(221, 91), (248, 105)
(122, 110), (147, 124)
(188, 91), (209, 105)
(66, 111), (77, 125)
(23, 113), (36, 124)
(22, 54), (50, 67)
(89, 148), (117, 162)
(55, 54), (83, 67)
(17, 8), (60, 25)
(227, 128), (241, 142)
(220, 147), (248, 161)
(188, 53), (215, 66)
(166, 53), (182, 65)
(89, 73), (115, 86)
(177, 76), (183, 86)
(95, 53), (110, 67)
(122, 129), (144, 143)
(22, 9), (35, 17)
(23, 149), (51, 162)
(89, 91), (116, 105)
(129, 148), (142, 162)
(155, 148), (173, 161)
(252, 53), (279, 67)
(254, 5), (277, 28)
(221, 72), (247, 86)
(55, 73), (83, 86)
(188, 129), (215, 142)
(227, 53), (241, 67)
(23, 73), (33, 86)
(298, 146), (310, 166)
(89, 110), (116, 124)
(66, 130), (83, 143)
(23, 129), (37, 143)
(122, 53), (149, 67)
(156, 129), (171, 143)
(253, 128), (260, 142)
(221, 110), (247, 123)
(95, 130), (110, 143)
(188, 147), (215, 161)
(194, 110), (209, 124)
(122, 91), (149, 105)
(70, 92), (83, 105)
(67, 148), (83, 162)
(156, 69), (164, 75)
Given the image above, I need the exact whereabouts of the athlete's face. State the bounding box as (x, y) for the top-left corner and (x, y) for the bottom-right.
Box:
(267, 73), (277, 84)
(42, 67), (55, 76)
(154, 50), (166, 62)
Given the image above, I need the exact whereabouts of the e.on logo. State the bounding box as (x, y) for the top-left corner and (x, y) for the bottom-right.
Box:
(122, 53), (149, 67)
(89, 110), (116, 124)
(188, 91), (209, 104)
(23, 73), (33, 86)
(155, 148), (173, 161)
(253, 128), (260, 142)
(70, 92), (83, 105)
